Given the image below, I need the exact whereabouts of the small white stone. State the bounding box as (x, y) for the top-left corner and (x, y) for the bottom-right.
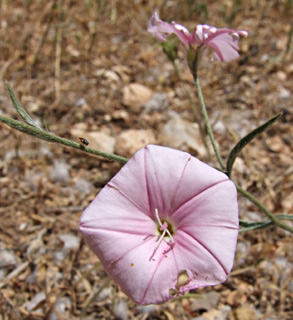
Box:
(0, 247), (18, 268)
(49, 160), (70, 183)
(122, 83), (153, 112)
(213, 120), (226, 134)
(26, 291), (46, 311)
(75, 178), (92, 195)
(279, 87), (290, 99)
(48, 297), (72, 320)
(58, 234), (80, 251)
(136, 304), (156, 314)
(115, 129), (156, 157)
(159, 112), (209, 157)
(113, 300), (128, 320)
(144, 92), (169, 111)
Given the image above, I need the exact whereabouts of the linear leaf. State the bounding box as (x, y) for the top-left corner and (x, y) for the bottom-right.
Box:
(4, 80), (42, 130)
(227, 112), (282, 177)
(239, 214), (293, 232)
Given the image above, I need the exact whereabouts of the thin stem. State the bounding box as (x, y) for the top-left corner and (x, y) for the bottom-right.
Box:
(172, 61), (211, 157)
(0, 115), (128, 164)
(237, 185), (293, 233)
(194, 76), (225, 170)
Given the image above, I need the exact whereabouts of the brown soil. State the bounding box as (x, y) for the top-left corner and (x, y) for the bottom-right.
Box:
(0, 1), (292, 319)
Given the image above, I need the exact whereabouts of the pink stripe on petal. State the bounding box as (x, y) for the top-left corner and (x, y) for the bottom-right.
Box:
(79, 145), (239, 304)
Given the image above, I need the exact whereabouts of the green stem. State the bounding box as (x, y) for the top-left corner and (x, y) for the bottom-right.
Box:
(0, 115), (128, 164)
(172, 61), (210, 157)
(194, 76), (225, 170)
(237, 185), (293, 233)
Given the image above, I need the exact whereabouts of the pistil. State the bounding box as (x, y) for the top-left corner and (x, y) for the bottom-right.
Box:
(149, 209), (175, 261)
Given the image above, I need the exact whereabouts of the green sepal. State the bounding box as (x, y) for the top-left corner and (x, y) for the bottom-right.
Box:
(161, 40), (178, 63)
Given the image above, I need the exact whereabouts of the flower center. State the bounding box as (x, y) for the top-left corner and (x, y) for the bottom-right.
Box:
(149, 209), (175, 261)
(157, 218), (174, 236)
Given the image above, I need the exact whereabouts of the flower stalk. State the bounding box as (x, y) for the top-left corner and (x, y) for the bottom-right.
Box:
(169, 57), (210, 157)
(193, 76), (225, 170)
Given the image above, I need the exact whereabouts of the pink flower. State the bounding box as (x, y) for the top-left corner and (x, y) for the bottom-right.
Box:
(148, 12), (248, 62)
(79, 145), (239, 305)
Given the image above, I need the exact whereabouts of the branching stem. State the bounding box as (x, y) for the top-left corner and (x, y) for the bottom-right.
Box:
(0, 115), (128, 164)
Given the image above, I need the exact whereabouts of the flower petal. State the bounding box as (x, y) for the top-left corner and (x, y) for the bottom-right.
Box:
(80, 145), (239, 305)
(147, 12), (192, 47)
(80, 185), (156, 268)
(173, 180), (238, 228)
(108, 237), (177, 304)
(208, 33), (241, 61)
(193, 25), (247, 61)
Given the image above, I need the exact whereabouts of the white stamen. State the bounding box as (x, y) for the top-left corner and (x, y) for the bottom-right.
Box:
(155, 208), (162, 227)
(150, 209), (175, 261)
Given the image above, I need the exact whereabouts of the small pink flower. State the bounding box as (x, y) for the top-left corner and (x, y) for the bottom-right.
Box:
(79, 145), (239, 305)
(148, 12), (248, 62)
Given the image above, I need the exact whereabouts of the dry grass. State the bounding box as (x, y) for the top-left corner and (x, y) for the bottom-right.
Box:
(0, 1), (292, 319)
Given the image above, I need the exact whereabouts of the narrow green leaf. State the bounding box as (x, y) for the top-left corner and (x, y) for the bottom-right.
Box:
(275, 214), (293, 221)
(239, 222), (272, 232)
(239, 220), (265, 228)
(4, 80), (42, 130)
(226, 112), (282, 177)
(239, 214), (293, 232)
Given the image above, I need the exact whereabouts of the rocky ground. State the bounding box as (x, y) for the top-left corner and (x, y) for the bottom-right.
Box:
(0, 1), (292, 319)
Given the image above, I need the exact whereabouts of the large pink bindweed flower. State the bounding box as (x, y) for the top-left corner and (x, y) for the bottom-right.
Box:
(148, 12), (248, 62)
(79, 145), (239, 305)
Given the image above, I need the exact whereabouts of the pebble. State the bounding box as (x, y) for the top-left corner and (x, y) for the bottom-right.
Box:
(191, 291), (220, 312)
(75, 178), (92, 195)
(226, 110), (258, 137)
(122, 83), (153, 112)
(5, 145), (52, 162)
(98, 287), (113, 301)
(192, 305), (231, 320)
(231, 305), (257, 320)
(94, 69), (120, 82)
(115, 129), (156, 157)
(278, 87), (290, 99)
(113, 300), (128, 320)
(245, 211), (263, 222)
(48, 297), (72, 320)
(58, 234), (80, 251)
(159, 112), (209, 157)
(49, 160), (70, 183)
(143, 92), (169, 111)
(26, 291), (46, 311)
(233, 157), (248, 175)
(75, 97), (90, 110)
(0, 246), (18, 269)
(213, 120), (226, 134)
(136, 304), (156, 315)
(235, 241), (251, 267)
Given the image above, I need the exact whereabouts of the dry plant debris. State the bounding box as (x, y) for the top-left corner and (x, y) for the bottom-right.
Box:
(0, 1), (292, 319)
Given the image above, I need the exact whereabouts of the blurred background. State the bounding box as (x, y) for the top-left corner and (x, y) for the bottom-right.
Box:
(0, 1), (292, 319)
